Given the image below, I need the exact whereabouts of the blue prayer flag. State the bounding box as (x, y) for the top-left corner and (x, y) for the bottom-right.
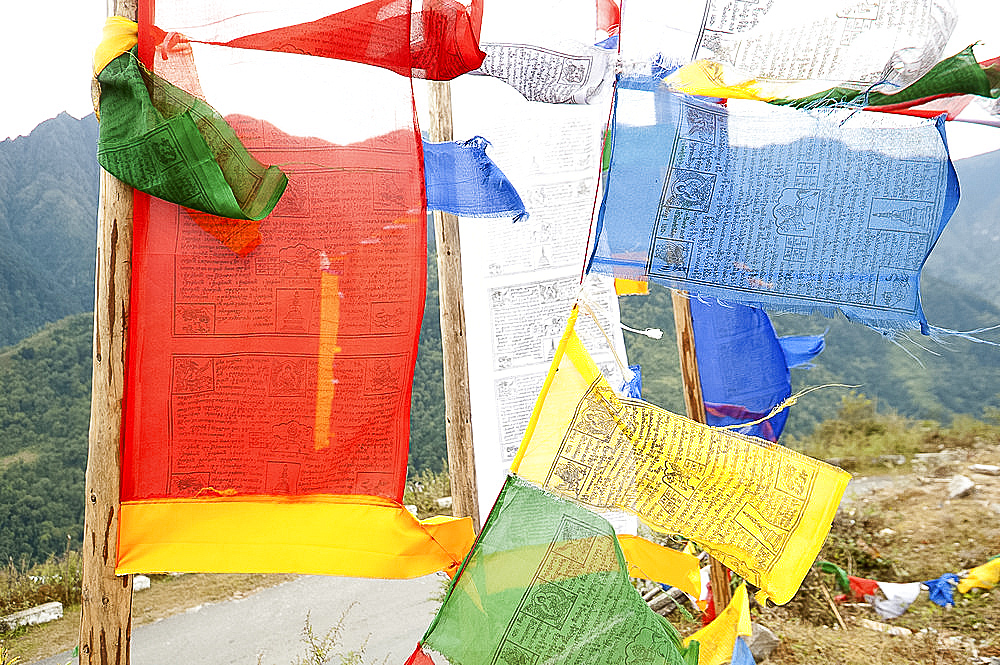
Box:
(778, 333), (826, 369)
(589, 85), (960, 335)
(423, 137), (527, 221)
(690, 299), (792, 442)
(925, 573), (960, 607)
(621, 363), (642, 399)
(731, 636), (757, 665)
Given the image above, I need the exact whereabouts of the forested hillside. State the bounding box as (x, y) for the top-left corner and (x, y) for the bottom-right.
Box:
(924, 148), (1000, 307)
(618, 274), (1000, 441)
(0, 113), (99, 346)
(0, 314), (92, 564)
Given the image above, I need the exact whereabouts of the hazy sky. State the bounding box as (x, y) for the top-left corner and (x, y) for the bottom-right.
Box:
(1, 0), (999, 158)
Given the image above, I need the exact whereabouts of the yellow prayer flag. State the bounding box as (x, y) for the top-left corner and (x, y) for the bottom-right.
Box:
(614, 278), (649, 296)
(663, 59), (837, 102)
(664, 60), (780, 102)
(511, 308), (850, 605)
(957, 557), (1000, 594)
(684, 583), (752, 665)
(618, 534), (701, 598)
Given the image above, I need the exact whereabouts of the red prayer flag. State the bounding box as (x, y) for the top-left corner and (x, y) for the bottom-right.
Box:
(199, 0), (485, 80)
(848, 576), (881, 600)
(596, 0), (620, 37)
(115, 0), (474, 577)
(403, 645), (436, 665)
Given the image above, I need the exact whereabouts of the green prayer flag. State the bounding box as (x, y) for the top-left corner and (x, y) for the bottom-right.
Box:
(421, 475), (698, 665)
(774, 45), (1000, 109)
(816, 561), (851, 595)
(96, 48), (286, 222)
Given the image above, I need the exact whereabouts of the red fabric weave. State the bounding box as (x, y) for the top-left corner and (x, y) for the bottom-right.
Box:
(123, 1), (427, 504)
(205, 0), (484, 80)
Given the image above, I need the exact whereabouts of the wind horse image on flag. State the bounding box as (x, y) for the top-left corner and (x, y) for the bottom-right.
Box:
(511, 309), (850, 605)
(589, 82), (960, 336)
(111, 0), (484, 577)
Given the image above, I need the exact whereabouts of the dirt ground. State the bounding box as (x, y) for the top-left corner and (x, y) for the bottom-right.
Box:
(663, 441), (1000, 664)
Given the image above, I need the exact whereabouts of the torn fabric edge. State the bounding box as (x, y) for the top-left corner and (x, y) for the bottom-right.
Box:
(423, 137), (528, 221)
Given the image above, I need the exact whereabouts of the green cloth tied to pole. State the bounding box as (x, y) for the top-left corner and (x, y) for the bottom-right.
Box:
(96, 48), (287, 226)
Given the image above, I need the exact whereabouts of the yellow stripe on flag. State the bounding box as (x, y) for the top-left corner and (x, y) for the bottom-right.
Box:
(117, 496), (474, 578)
(511, 310), (849, 605)
(685, 583), (752, 665)
(314, 271), (341, 450)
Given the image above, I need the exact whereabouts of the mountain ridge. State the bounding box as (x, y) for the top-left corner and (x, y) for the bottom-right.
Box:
(0, 112), (99, 346)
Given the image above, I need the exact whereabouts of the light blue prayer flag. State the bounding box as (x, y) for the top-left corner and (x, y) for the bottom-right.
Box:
(589, 84), (960, 335)
(423, 137), (527, 221)
(731, 636), (757, 665)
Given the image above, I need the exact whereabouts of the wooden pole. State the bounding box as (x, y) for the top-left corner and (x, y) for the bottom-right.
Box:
(80, 1), (136, 662)
(670, 290), (733, 612)
(427, 80), (480, 531)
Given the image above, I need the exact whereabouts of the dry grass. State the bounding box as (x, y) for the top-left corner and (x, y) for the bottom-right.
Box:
(661, 441), (1000, 664)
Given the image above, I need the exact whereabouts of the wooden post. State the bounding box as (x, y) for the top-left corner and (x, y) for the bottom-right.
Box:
(670, 290), (733, 612)
(80, 1), (136, 663)
(427, 80), (480, 531)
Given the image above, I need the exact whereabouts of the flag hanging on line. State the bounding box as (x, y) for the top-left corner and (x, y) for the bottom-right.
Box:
(423, 136), (527, 220)
(589, 83), (960, 336)
(684, 583), (752, 665)
(416, 474), (699, 665)
(691, 299), (798, 442)
(616, 0), (955, 99)
(472, 42), (616, 104)
(179, 0), (485, 81)
(115, 0), (474, 578)
(664, 44), (999, 109)
(772, 45), (1000, 114)
(512, 308), (850, 605)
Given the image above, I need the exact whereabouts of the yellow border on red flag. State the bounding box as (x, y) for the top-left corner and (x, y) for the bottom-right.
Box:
(117, 496), (475, 578)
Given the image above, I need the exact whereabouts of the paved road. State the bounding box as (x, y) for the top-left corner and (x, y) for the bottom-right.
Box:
(32, 574), (444, 665)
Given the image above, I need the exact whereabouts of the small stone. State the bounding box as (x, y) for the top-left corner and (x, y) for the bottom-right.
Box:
(1, 601), (63, 630)
(435, 496), (453, 509)
(857, 617), (913, 636)
(748, 622), (780, 662)
(970, 464), (1000, 476)
(878, 527), (897, 538)
(947, 475), (976, 499)
(133, 574), (151, 592)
